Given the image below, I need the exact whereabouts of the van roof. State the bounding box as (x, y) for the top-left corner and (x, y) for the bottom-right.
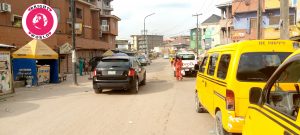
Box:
(207, 40), (297, 53)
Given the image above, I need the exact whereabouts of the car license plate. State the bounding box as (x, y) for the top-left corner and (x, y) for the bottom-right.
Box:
(108, 71), (116, 75)
(185, 69), (189, 71)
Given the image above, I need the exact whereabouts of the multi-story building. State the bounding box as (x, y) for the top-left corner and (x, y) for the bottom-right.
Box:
(231, 0), (299, 42)
(130, 35), (163, 51)
(0, 0), (120, 73)
(200, 14), (221, 50)
(216, 1), (233, 44)
(190, 28), (201, 51)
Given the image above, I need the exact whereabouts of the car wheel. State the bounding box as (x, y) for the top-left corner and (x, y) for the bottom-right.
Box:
(94, 88), (102, 94)
(141, 73), (146, 85)
(131, 78), (139, 94)
(195, 91), (207, 113)
(174, 71), (176, 77)
(215, 111), (229, 135)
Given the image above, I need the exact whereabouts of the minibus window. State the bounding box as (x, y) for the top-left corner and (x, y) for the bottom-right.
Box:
(199, 57), (208, 73)
(207, 54), (219, 76)
(217, 54), (231, 80)
(237, 52), (290, 82)
(267, 60), (300, 119)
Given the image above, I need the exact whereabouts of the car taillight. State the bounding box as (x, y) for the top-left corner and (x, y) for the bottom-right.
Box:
(93, 69), (97, 76)
(128, 68), (135, 77)
(226, 89), (235, 111)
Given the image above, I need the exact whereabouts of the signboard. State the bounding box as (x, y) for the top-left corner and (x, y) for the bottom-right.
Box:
(37, 65), (50, 84)
(59, 43), (72, 54)
(0, 51), (12, 94)
(75, 23), (83, 34)
(22, 4), (58, 39)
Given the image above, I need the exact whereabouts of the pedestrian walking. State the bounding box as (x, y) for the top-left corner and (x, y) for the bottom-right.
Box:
(175, 56), (183, 80)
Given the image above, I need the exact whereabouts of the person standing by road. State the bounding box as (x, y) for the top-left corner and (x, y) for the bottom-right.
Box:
(79, 58), (84, 76)
(175, 56), (183, 80)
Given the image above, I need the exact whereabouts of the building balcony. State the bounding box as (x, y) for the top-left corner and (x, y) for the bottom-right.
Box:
(219, 19), (232, 28)
(103, 5), (113, 11)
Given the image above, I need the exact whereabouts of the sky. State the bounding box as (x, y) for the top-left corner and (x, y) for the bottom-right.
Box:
(112, 0), (228, 40)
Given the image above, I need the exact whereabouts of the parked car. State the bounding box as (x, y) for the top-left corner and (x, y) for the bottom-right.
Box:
(194, 40), (298, 134)
(137, 55), (151, 66)
(243, 48), (300, 135)
(93, 55), (146, 94)
(137, 56), (148, 66)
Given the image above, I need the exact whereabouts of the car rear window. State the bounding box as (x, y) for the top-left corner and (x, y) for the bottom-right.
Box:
(237, 52), (291, 82)
(178, 54), (195, 60)
(97, 59), (130, 68)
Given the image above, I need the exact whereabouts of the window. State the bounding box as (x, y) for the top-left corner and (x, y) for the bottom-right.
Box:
(177, 54), (195, 60)
(76, 8), (82, 19)
(289, 15), (295, 25)
(207, 54), (219, 76)
(237, 52), (291, 82)
(12, 15), (22, 28)
(199, 57), (208, 73)
(267, 60), (300, 119)
(217, 54), (231, 79)
(102, 20), (108, 25)
(250, 18), (257, 29)
(269, 16), (280, 25)
(98, 59), (130, 68)
(53, 8), (61, 22)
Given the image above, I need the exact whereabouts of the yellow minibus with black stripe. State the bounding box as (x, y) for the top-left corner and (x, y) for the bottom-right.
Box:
(193, 40), (299, 134)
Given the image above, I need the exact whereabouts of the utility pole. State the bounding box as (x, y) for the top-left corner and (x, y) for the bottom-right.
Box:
(144, 13), (155, 57)
(280, 0), (289, 39)
(71, 0), (78, 85)
(257, 0), (262, 39)
(193, 13), (202, 59)
(226, 5), (229, 44)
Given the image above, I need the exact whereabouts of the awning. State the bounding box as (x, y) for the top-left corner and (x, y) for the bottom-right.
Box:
(0, 44), (16, 48)
(12, 40), (58, 59)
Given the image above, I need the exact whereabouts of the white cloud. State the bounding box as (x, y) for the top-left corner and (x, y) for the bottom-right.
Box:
(112, 0), (222, 39)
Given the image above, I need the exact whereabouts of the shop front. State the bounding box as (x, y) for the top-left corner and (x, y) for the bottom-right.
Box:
(0, 44), (15, 95)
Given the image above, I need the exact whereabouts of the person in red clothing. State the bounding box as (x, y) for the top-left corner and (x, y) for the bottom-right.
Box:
(175, 56), (183, 80)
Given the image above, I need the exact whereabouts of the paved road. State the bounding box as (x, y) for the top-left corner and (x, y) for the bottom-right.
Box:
(0, 58), (214, 135)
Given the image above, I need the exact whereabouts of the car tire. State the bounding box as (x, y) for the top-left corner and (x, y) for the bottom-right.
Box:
(174, 71), (176, 77)
(94, 88), (102, 94)
(141, 73), (146, 86)
(131, 78), (139, 94)
(195, 91), (207, 113)
(215, 111), (230, 135)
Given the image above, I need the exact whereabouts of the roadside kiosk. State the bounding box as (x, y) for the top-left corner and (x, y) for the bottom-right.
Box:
(0, 44), (15, 95)
(12, 40), (59, 86)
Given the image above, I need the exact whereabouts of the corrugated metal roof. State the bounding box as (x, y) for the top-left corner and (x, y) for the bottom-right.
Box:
(201, 14), (221, 24)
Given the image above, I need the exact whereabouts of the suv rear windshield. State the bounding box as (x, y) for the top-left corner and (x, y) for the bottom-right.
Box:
(178, 54), (195, 60)
(237, 52), (291, 82)
(97, 59), (130, 68)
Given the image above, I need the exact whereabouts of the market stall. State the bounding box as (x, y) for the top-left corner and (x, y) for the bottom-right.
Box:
(0, 44), (15, 95)
(12, 40), (59, 86)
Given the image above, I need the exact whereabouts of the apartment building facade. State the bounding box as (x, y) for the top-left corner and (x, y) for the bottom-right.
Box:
(200, 14), (221, 50)
(231, 0), (299, 42)
(216, 1), (233, 44)
(130, 35), (163, 51)
(0, 0), (120, 73)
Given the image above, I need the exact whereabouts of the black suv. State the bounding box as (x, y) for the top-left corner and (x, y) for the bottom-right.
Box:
(93, 56), (146, 94)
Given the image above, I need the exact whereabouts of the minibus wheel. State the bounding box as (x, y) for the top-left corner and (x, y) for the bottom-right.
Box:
(195, 91), (206, 113)
(215, 111), (229, 135)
